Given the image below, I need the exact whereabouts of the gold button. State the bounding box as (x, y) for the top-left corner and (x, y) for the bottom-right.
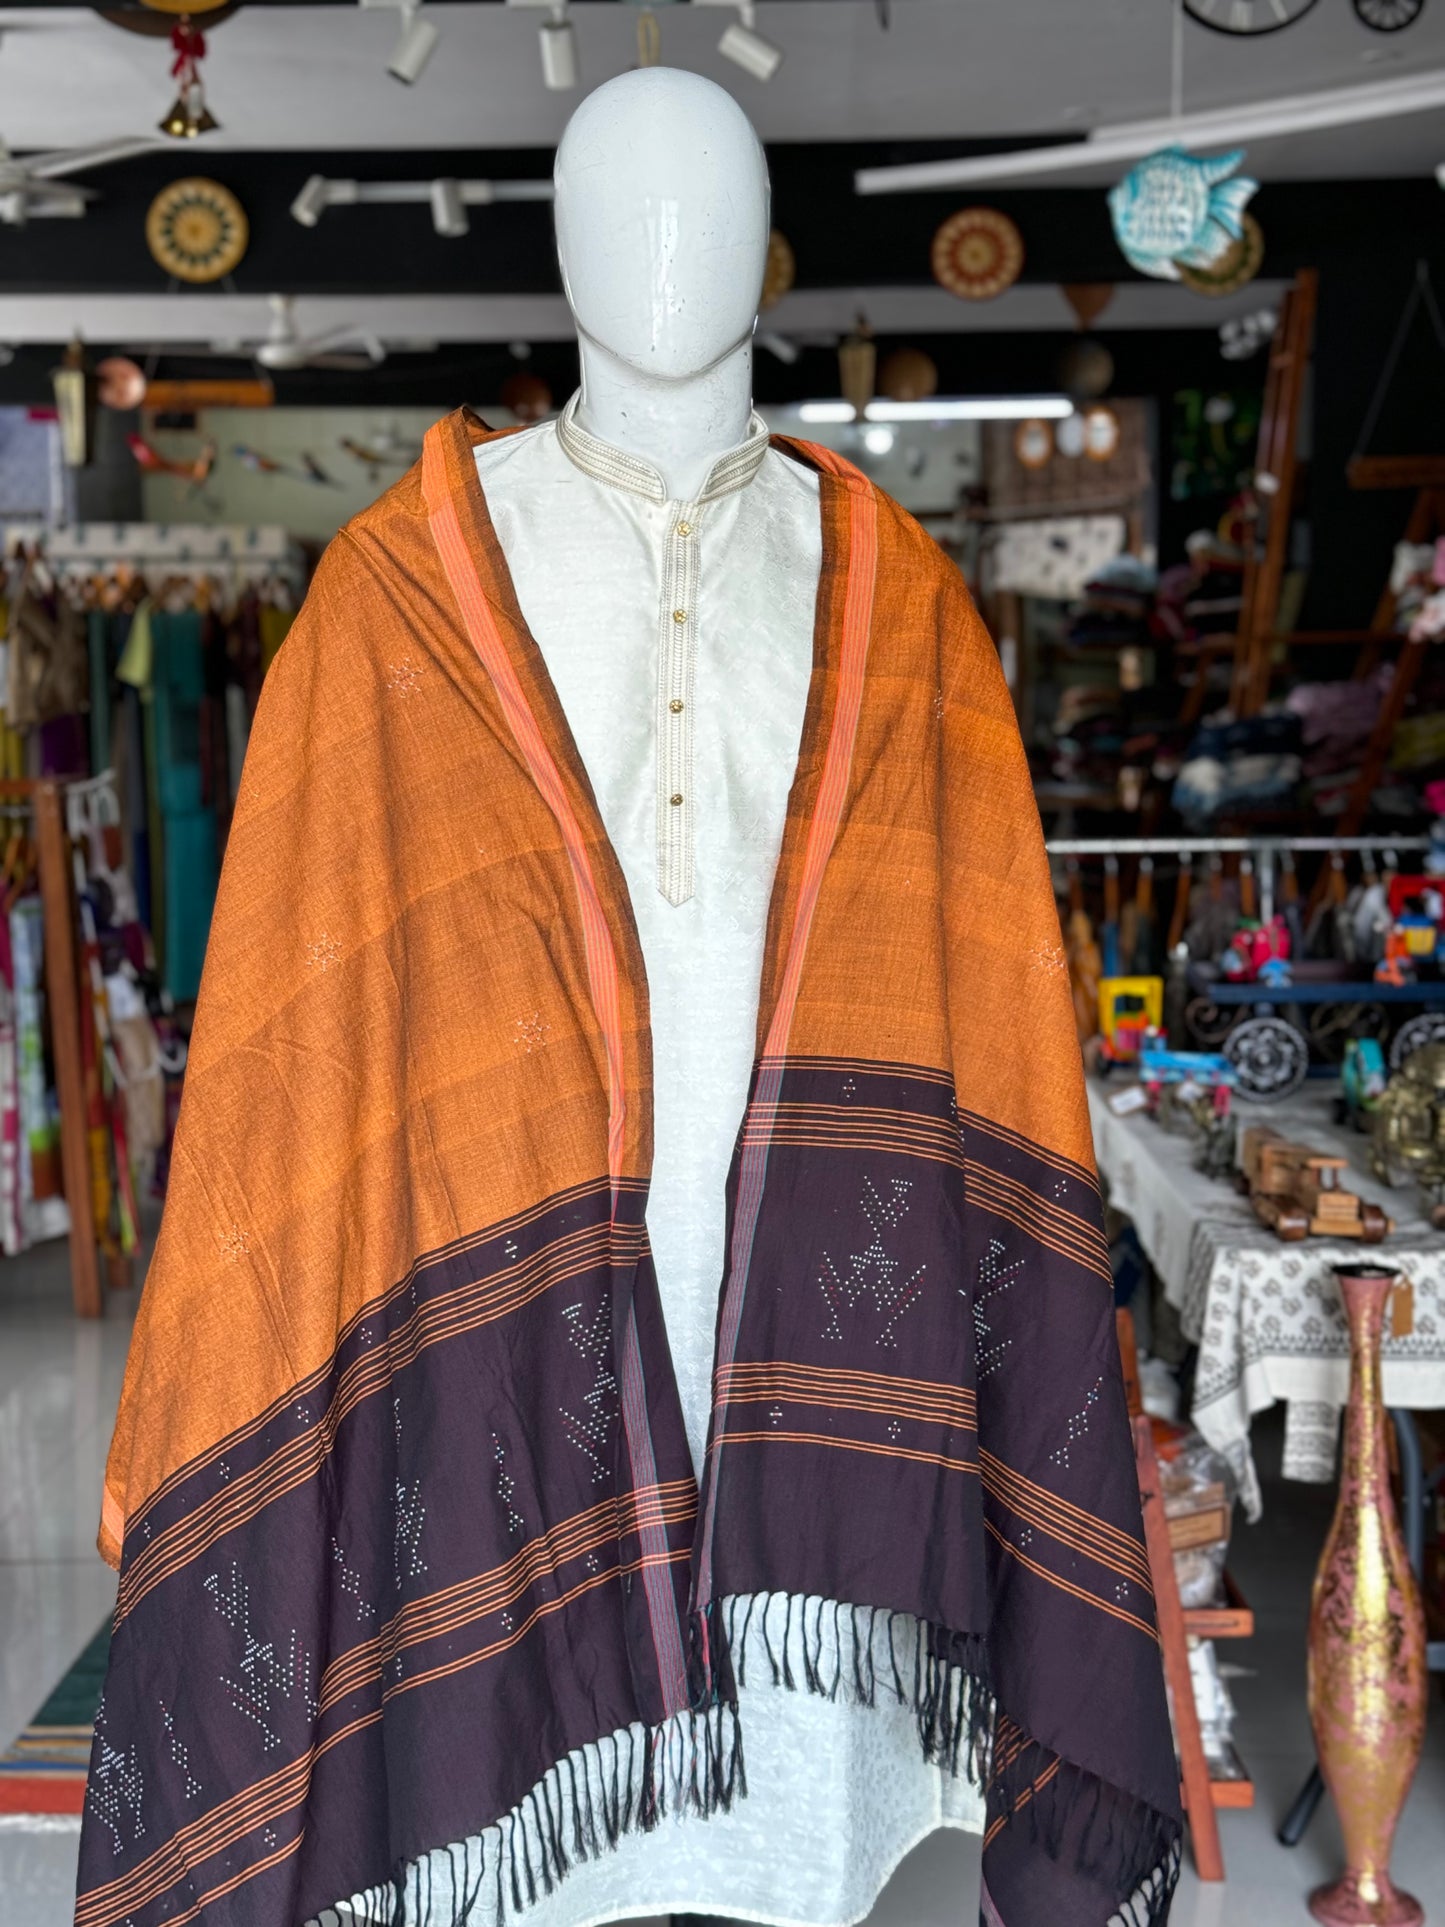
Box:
(670, 792), (684, 807)
(672, 609), (687, 624)
(677, 521), (694, 537)
(669, 698), (684, 714)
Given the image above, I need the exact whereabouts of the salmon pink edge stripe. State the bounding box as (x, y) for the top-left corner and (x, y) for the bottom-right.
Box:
(422, 425), (688, 1713)
(696, 450), (879, 1606)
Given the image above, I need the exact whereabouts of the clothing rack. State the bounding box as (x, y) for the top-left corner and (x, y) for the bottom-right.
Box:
(0, 778), (102, 1317)
(2, 522), (307, 599)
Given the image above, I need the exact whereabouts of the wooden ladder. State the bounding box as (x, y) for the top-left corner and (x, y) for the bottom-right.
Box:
(1118, 1309), (1255, 1881)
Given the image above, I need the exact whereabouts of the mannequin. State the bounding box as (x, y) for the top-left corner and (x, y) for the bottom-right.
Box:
(554, 66), (767, 499)
(80, 68), (1180, 1927)
(465, 64), (980, 1927)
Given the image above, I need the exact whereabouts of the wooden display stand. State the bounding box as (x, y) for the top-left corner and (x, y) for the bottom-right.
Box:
(1118, 1310), (1254, 1881)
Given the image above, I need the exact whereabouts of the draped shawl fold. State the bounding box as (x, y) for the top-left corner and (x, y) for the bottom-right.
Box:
(80, 412), (1180, 1927)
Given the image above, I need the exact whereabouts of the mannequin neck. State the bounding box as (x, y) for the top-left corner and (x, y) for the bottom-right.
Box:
(572, 334), (755, 502)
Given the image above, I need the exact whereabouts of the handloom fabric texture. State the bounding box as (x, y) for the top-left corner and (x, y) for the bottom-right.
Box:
(80, 410), (1180, 1927)
(471, 406), (982, 1927)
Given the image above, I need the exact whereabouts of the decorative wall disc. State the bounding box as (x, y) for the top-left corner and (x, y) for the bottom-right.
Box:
(1013, 418), (1054, 470)
(1178, 213), (1265, 298)
(146, 177), (248, 284)
(1082, 405), (1122, 462)
(931, 207), (1024, 302)
(760, 229), (796, 311)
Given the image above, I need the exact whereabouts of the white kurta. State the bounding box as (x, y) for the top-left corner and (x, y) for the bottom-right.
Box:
(459, 399), (980, 1927)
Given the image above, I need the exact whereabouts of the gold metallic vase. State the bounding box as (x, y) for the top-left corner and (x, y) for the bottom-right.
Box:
(1306, 1263), (1426, 1927)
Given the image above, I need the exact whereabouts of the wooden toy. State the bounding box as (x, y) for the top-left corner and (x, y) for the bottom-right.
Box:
(1240, 1127), (1391, 1243)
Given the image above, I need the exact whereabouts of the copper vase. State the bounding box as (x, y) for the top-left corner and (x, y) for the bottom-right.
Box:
(1306, 1263), (1426, 1927)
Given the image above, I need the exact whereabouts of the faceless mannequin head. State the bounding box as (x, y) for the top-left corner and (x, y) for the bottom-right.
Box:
(554, 68), (770, 383)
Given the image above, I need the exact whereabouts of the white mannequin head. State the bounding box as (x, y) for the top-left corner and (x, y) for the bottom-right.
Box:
(554, 67), (770, 383)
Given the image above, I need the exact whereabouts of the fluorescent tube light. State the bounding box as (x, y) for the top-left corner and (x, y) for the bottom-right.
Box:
(855, 68), (1445, 194)
(797, 397), (1074, 424)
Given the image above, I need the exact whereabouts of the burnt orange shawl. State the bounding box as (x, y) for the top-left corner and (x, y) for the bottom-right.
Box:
(83, 411), (1179, 1927)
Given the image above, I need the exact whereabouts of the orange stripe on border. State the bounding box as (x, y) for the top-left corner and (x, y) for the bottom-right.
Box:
(423, 420), (687, 1715)
(422, 430), (626, 1189)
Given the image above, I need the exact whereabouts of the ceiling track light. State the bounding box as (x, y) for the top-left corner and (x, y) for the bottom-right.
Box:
(290, 174), (554, 238)
(506, 0), (580, 91)
(694, 0), (783, 83)
(359, 0), (441, 84)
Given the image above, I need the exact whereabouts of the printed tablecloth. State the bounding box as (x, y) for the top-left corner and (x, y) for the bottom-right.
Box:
(1086, 1079), (1445, 1517)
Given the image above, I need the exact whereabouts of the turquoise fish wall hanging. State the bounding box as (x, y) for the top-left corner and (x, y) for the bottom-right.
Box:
(1107, 146), (1259, 282)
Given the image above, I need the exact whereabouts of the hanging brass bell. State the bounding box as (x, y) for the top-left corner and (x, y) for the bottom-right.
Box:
(158, 83), (219, 139)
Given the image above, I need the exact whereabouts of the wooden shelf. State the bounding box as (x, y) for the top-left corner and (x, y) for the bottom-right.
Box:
(1185, 1570), (1255, 1641)
(1211, 1777), (1255, 1810)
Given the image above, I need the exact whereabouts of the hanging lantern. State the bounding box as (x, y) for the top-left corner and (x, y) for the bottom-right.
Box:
(500, 371), (554, 423)
(51, 338), (96, 468)
(878, 347), (938, 403)
(1056, 337), (1115, 401)
(159, 15), (220, 139)
(837, 315), (875, 422)
(759, 230), (795, 312)
(1061, 283), (1115, 330)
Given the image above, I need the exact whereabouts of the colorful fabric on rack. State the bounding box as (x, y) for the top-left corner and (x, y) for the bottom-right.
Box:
(81, 410), (1180, 1927)
(150, 610), (218, 1004)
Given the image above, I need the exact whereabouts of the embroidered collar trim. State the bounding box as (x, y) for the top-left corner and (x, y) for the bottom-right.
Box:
(555, 391), (770, 505)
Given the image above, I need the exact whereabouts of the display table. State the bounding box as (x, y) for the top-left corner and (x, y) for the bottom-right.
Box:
(1086, 1080), (1445, 1516)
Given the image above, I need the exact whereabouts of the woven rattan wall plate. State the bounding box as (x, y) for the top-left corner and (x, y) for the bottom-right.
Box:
(146, 178), (248, 285)
(931, 207), (1024, 301)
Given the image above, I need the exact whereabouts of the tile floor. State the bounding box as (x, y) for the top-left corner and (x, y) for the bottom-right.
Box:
(1, 1241), (1441, 1927)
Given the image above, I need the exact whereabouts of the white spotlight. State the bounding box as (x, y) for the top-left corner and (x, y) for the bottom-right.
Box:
(430, 177), (468, 237)
(716, 3), (782, 82)
(540, 5), (579, 90)
(290, 173), (330, 228)
(389, 4), (440, 84)
(863, 426), (895, 456)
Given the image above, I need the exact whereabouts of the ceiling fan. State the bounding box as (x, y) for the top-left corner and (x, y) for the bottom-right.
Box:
(197, 295), (435, 373)
(0, 132), (157, 228)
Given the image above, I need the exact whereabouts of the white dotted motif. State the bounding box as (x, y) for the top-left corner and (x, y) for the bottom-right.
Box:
(818, 1175), (926, 1349)
(158, 1701), (202, 1801)
(217, 1223), (250, 1265)
(492, 1434), (524, 1535)
(305, 932), (341, 973)
(558, 1298), (618, 1483)
(970, 1238), (1024, 1380)
(86, 1698), (146, 1856)
(1049, 1375), (1104, 1469)
(392, 1399), (428, 1588)
(329, 1538), (377, 1625)
(385, 659), (422, 697)
(515, 1011), (550, 1054)
(1027, 937), (1068, 980)
(202, 1561), (318, 1752)
(887, 1418), (902, 1441)
(768, 1404), (784, 1427)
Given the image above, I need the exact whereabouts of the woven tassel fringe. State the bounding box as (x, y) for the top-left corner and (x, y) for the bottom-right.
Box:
(309, 1698), (745, 1927)
(707, 1590), (995, 1793)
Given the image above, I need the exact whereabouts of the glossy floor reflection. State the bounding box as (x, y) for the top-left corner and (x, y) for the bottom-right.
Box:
(1, 1242), (1441, 1927)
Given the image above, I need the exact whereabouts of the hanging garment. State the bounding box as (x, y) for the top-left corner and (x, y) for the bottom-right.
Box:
(81, 411), (1180, 1927)
(150, 608), (219, 1003)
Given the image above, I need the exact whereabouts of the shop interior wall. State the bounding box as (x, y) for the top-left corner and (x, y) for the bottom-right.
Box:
(3, 155), (1439, 624)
